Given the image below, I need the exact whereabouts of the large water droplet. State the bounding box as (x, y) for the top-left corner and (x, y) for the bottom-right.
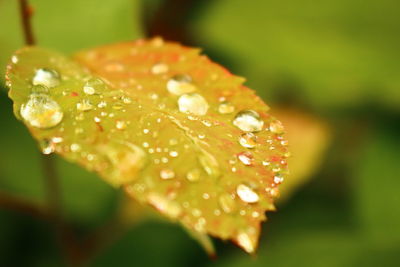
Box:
(178, 93), (209, 116)
(233, 110), (264, 132)
(32, 68), (60, 88)
(20, 94), (63, 128)
(167, 74), (196, 95)
(238, 133), (257, 148)
(236, 184), (259, 203)
(218, 193), (236, 213)
(218, 102), (235, 114)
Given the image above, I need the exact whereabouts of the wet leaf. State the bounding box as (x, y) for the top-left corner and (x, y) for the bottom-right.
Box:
(5, 38), (289, 253)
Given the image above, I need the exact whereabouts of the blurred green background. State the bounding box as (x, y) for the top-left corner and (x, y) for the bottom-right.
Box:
(0, 0), (399, 266)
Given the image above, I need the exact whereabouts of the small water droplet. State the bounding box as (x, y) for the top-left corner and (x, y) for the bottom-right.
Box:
(178, 93), (209, 116)
(151, 62), (169, 74)
(11, 55), (18, 64)
(169, 151), (178, 157)
(218, 102), (235, 114)
(98, 101), (107, 108)
(160, 168), (175, 179)
(269, 120), (284, 134)
(147, 193), (182, 219)
(32, 68), (60, 88)
(236, 184), (259, 203)
(40, 139), (55, 155)
(20, 94), (63, 128)
(83, 78), (104, 95)
(116, 120), (127, 130)
(94, 117), (101, 123)
(233, 110), (264, 132)
(266, 187), (280, 198)
(70, 143), (81, 152)
(51, 137), (63, 143)
(167, 74), (196, 95)
(238, 133), (257, 148)
(218, 193), (236, 213)
(122, 96), (132, 104)
(273, 175), (284, 184)
(237, 152), (254, 166)
(76, 99), (93, 111)
(186, 169), (200, 182)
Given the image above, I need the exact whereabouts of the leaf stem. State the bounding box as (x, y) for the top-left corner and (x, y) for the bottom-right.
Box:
(18, 0), (36, 45)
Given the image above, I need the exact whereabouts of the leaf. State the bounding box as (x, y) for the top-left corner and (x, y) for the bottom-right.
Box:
(5, 38), (289, 253)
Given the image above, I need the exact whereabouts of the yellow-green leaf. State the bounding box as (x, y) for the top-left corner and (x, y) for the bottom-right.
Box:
(5, 38), (289, 253)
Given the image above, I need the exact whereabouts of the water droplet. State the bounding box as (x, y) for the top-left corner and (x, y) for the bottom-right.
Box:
(218, 193), (236, 213)
(233, 110), (264, 132)
(269, 120), (284, 134)
(122, 96), (132, 104)
(11, 55), (18, 64)
(83, 78), (104, 95)
(218, 102), (235, 114)
(70, 143), (81, 152)
(273, 175), (284, 184)
(266, 187), (280, 198)
(98, 101), (107, 108)
(76, 99), (93, 111)
(178, 93), (209, 116)
(236, 184), (259, 203)
(20, 94), (63, 128)
(238, 133), (257, 148)
(151, 62), (169, 74)
(169, 151), (178, 157)
(237, 152), (254, 166)
(167, 74), (196, 95)
(94, 117), (101, 123)
(40, 139), (55, 155)
(116, 120), (127, 130)
(160, 169), (175, 179)
(237, 232), (255, 253)
(32, 68), (60, 88)
(147, 193), (182, 219)
(186, 169), (200, 182)
(51, 137), (63, 143)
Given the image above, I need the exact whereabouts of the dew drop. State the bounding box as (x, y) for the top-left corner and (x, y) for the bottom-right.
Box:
(273, 175), (284, 184)
(218, 193), (236, 213)
(238, 133), (257, 148)
(32, 68), (60, 88)
(236, 184), (259, 203)
(169, 151), (179, 157)
(237, 152), (254, 166)
(237, 232), (255, 253)
(116, 120), (127, 130)
(178, 93), (209, 116)
(147, 193), (182, 219)
(269, 120), (284, 134)
(233, 110), (264, 132)
(218, 102), (235, 114)
(20, 94), (63, 129)
(76, 99), (93, 111)
(151, 62), (169, 74)
(70, 143), (81, 152)
(160, 168), (175, 179)
(167, 74), (196, 95)
(40, 139), (55, 155)
(186, 169), (200, 182)
(83, 78), (104, 95)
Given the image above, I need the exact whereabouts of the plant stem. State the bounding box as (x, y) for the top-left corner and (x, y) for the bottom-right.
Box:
(19, 0), (35, 45)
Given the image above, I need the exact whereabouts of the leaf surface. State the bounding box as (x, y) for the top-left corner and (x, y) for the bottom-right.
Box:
(6, 38), (289, 253)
